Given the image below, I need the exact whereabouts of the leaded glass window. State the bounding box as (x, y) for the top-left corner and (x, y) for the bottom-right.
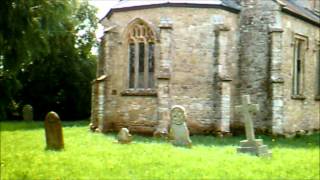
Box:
(292, 38), (306, 96)
(127, 20), (155, 89)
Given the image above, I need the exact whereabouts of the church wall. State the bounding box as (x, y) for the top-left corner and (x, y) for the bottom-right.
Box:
(280, 14), (320, 133)
(164, 8), (239, 134)
(102, 7), (240, 134)
(101, 27), (159, 134)
(238, 0), (280, 131)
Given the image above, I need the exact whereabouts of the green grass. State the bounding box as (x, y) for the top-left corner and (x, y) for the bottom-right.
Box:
(1, 121), (319, 180)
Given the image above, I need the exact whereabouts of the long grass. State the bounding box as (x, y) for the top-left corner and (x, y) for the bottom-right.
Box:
(1, 121), (319, 180)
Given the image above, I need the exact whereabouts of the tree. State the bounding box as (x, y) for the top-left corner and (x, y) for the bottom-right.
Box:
(0, 0), (98, 120)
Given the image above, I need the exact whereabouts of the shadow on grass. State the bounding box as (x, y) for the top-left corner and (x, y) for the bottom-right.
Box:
(2, 121), (319, 149)
(0, 120), (89, 131)
(191, 135), (243, 147)
(115, 132), (320, 149)
(191, 133), (320, 149)
(266, 134), (320, 149)
(103, 132), (170, 145)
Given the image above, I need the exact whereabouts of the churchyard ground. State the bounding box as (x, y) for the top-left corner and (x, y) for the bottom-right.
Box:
(0, 121), (319, 180)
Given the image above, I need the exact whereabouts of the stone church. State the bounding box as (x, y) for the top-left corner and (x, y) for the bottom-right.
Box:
(90, 0), (320, 136)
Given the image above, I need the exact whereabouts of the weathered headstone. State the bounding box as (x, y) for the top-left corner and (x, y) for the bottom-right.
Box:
(22, 104), (33, 121)
(235, 95), (272, 157)
(169, 105), (192, 148)
(89, 122), (99, 132)
(117, 128), (132, 144)
(44, 111), (64, 150)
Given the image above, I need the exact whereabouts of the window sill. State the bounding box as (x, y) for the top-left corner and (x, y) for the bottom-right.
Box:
(291, 95), (306, 100)
(121, 89), (157, 97)
(315, 96), (320, 101)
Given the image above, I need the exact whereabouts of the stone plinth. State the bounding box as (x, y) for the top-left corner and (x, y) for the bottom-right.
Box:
(235, 95), (272, 157)
(237, 139), (272, 157)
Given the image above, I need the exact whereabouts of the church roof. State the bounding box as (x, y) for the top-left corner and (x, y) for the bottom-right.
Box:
(103, 0), (241, 19)
(102, 0), (319, 26)
(112, 0), (240, 9)
(278, 0), (320, 26)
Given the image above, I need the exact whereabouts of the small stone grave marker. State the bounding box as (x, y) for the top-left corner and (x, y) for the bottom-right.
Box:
(235, 95), (271, 157)
(169, 105), (192, 148)
(117, 128), (132, 144)
(22, 104), (33, 121)
(44, 111), (64, 150)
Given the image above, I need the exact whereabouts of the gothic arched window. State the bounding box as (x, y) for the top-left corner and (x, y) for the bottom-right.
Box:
(127, 20), (155, 89)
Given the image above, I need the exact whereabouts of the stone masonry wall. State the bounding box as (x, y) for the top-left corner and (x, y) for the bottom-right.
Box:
(238, 0), (280, 130)
(280, 13), (320, 133)
(94, 2), (319, 135)
(101, 7), (240, 134)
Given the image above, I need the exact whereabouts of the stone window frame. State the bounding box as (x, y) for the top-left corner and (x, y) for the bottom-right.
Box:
(291, 34), (308, 100)
(315, 41), (320, 100)
(121, 18), (158, 97)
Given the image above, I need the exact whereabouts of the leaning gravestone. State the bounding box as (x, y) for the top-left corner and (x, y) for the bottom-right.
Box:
(44, 111), (64, 150)
(22, 104), (33, 121)
(169, 105), (192, 148)
(235, 95), (271, 157)
(117, 128), (132, 144)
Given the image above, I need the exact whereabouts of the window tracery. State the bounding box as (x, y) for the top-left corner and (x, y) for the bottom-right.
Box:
(127, 20), (155, 89)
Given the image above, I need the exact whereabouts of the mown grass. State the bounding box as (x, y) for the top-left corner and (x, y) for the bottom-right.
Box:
(1, 121), (319, 180)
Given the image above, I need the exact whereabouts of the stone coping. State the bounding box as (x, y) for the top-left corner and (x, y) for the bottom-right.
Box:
(92, 75), (108, 84)
(103, 1), (241, 21)
(291, 94), (306, 100)
(121, 89), (157, 97)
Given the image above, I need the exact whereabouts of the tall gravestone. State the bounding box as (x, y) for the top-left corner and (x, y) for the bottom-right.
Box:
(22, 104), (33, 121)
(44, 111), (64, 150)
(169, 105), (192, 148)
(235, 95), (272, 157)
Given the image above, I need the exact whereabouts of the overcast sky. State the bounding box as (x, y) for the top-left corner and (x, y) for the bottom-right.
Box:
(88, 0), (119, 19)
(87, 0), (119, 54)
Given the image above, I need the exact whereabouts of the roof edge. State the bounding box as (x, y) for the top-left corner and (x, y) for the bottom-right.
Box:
(101, 2), (241, 22)
(274, 0), (320, 27)
(281, 7), (320, 27)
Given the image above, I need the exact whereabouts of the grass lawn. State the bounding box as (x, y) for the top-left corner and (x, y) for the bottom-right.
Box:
(1, 121), (319, 180)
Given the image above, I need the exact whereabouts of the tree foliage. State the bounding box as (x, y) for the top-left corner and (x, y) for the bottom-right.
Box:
(0, 0), (98, 120)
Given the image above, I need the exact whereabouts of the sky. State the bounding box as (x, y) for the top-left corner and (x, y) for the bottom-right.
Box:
(88, 0), (119, 39)
(88, 0), (119, 19)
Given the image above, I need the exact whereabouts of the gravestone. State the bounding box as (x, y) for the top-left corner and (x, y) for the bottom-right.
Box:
(169, 105), (192, 148)
(44, 111), (64, 150)
(22, 104), (33, 121)
(117, 128), (132, 144)
(235, 95), (272, 157)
